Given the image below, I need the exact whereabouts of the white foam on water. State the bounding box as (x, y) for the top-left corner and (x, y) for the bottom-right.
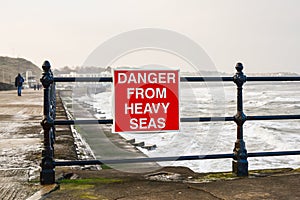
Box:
(77, 82), (300, 172)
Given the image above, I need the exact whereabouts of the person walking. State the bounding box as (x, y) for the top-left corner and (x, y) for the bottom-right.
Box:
(15, 73), (24, 96)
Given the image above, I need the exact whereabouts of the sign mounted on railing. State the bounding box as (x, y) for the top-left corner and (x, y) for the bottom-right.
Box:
(113, 69), (180, 133)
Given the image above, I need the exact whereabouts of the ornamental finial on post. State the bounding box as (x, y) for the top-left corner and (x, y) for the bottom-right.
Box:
(42, 60), (51, 71)
(233, 62), (247, 87)
(40, 60), (53, 88)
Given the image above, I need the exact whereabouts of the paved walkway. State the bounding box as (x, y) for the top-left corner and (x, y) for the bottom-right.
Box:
(0, 89), (43, 199)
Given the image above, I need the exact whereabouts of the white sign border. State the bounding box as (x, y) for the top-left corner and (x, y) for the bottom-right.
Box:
(112, 67), (180, 134)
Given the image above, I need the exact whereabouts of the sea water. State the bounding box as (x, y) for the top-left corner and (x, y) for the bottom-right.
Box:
(77, 81), (300, 172)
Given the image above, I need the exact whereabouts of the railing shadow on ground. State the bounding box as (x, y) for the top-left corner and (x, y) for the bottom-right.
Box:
(39, 60), (300, 184)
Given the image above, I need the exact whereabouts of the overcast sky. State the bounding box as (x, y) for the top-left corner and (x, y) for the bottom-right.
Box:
(1, 0), (300, 73)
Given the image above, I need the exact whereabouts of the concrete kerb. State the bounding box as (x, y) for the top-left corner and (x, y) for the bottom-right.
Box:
(26, 184), (59, 200)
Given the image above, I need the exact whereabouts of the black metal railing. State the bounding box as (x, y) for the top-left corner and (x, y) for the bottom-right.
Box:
(40, 60), (300, 184)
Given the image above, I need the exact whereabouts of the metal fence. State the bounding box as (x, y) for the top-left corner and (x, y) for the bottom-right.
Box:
(40, 60), (300, 184)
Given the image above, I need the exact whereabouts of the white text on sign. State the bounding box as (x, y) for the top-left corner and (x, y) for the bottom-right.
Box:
(113, 69), (179, 133)
(118, 72), (176, 84)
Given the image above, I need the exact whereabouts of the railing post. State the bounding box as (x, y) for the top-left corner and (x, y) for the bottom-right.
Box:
(232, 62), (248, 176)
(40, 60), (55, 184)
(50, 80), (56, 145)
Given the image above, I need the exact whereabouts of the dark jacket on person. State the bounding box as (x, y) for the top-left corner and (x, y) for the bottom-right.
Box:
(15, 74), (24, 87)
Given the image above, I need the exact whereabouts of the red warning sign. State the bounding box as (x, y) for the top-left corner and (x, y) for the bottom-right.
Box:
(113, 69), (180, 133)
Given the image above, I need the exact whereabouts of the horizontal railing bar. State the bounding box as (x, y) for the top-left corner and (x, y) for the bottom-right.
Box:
(187, 115), (300, 122)
(54, 117), (234, 125)
(55, 160), (103, 166)
(55, 150), (300, 166)
(54, 77), (112, 82)
(247, 77), (300, 82)
(54, 115), (300, 125)
(53, 76), (300, 83)
(248, 150), (300, 157)
(54, 77), (233, 82)
(180, 77), (233, 82)
(55, 153), (234, 166)
(247, 115), (300, 120)
(54, 119), (113, 125)
(181, 117), (234, 122)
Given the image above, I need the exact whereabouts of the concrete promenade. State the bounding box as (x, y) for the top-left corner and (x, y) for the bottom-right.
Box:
(0, 89), (43, 199)
(0, 89), (299, 199)
(48, 167), (300, 200)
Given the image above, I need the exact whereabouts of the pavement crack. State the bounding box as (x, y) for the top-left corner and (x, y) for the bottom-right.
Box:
(187, 185), (225, 200)
(114, 187), (187, 200)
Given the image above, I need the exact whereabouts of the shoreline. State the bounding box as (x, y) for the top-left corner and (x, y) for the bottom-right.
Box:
(58, 90), (160, 173)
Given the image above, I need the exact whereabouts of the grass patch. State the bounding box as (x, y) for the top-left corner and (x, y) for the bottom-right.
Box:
(203, 172), (235, 180)
(80, 192), (106, 200)
(61, 183), (94, 190)
(101, 164), (112, 169)
(194, 172), (236, 182)
(57, 178), (122, 199)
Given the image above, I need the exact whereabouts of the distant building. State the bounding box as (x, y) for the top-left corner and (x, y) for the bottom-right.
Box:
(57, 71), (111, 93)
(23, 70), (37, 88)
